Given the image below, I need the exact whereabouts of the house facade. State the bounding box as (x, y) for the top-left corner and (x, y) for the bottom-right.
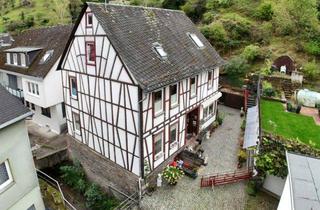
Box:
(0, 26), (72, 134)
(58, 3), (224, 194)
(0, 87), (45, 210)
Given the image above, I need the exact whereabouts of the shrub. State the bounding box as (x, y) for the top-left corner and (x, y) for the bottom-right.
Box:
(221, 13), (252, 41)
(181, 0), (206, 21)
(224, 56), (250, 76)
(254, 3), (274, 21)
(200, 22), (227, 49)
(303, 61), (320, 80)
(85, 184), (105, 210)
(202, 11), (215, 24)
(272, 5), (295, 36)
(60, 161), (86, 190)
(162, 0), (186, 9)
(241, 45), (261, 63)
(303, 40), (320, 56)
(205, 0), (233, 10)
(262, 81), (275, 97)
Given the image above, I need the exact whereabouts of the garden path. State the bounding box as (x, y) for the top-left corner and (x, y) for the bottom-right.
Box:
(140, 105), (247, 210)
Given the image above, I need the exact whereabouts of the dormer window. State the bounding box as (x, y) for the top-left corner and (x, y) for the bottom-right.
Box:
(6, 53), (10, 64)
(13, 53), (18, 65)
(153, 43), (167, 59)
(86, 13), (93, 27)
(20, 53), (26, 67)
(39, 50), (54, 64)
(188, 33), (205, 49)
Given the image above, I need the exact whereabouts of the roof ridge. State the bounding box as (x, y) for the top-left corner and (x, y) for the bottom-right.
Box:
(87, 2), (184, 13)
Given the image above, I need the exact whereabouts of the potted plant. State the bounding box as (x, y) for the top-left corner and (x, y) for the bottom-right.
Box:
(162, 166), (184, 185)
(238, 149), (247, 168)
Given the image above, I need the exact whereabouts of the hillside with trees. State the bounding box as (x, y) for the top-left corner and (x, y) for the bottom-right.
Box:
(1, 0), (320, 89)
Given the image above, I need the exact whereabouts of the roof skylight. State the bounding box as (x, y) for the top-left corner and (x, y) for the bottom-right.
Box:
(188, 33), (205, 49)
(153, 43), (167, 59)
(39, 50), (54, 64)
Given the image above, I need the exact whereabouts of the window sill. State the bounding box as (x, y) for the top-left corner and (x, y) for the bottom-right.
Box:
(190, 94), (197, 99)
(27, 92), (40, 98)
(154, 111), (164, 118)
(170, 141), (178, 149)
(154, 152), (163, 161)
(0, 181), (14, 195)
(170, 104), (179, 109)
(71, 95), (78, 100)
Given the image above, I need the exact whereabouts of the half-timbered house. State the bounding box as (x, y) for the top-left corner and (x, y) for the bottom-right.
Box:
(58, 2), (225, 194)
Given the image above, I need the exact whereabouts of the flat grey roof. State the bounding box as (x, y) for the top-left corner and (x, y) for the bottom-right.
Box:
(243, 105), (259, 148)
(287, 152), (320, 210)
(4, 47), (42, 53)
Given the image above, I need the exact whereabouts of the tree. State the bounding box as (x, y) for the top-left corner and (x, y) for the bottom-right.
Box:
(69, 0), (83, 22)
(224, 56), (250, 76)
(52, 0), (70, 22)
(162, 0), (186, 10)
(181, 0), (206, 21)
(303, 61), (320, 80)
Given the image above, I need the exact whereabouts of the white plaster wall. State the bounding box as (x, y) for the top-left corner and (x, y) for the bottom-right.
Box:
(29, 103), (66, 134)
(263, 174), (286, 197)
(22, 61), (63, 108)
(0, 120), (44, 210)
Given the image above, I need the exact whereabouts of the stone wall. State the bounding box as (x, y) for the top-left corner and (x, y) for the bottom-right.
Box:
(67, 138), (139, 197)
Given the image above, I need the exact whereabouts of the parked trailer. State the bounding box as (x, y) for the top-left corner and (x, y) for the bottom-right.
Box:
(296, 89), (320, 107)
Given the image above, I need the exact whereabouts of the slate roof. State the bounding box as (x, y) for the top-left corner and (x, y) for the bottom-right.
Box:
(87, 3), (225, 91)
(286, 152), (320, 210)
(0, 86), (31, 128)
(0, 25), (73, 78)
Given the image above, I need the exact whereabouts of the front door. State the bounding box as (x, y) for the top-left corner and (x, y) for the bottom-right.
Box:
(186, 107), (200, 137)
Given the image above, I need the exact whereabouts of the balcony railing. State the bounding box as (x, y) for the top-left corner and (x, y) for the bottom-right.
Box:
(0, 84), (24, 99)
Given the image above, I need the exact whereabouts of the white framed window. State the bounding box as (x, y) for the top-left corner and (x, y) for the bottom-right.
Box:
(69, 76), (78, 99)
(86, 13), (93, 27)
(170, 84), (178, 108)
(153, 131), (163, 160)
(72, 112), (81, 133)
(0, 160), (13, 193)
(153, 89), (163, 115)
(203, 103), (215, 120)
(188, 33), (205, 48)
(13, 53), (17, 65)
(20, 53), (26, 67)
(169, 123), (178, 149)
(208, 70), (213, 89)
(153, 43), (167, 59)
(6, 53), (10, 64)
(27, 82), (39, 96)
(190, 76), (197, 98)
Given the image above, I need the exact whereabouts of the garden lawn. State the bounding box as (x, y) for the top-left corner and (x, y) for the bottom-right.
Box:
(261, 99), (320, 148)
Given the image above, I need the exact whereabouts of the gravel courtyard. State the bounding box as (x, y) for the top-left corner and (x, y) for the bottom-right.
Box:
(140, 105), (247, 210)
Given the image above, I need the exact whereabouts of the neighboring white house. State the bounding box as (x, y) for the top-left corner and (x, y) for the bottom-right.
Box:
(0, 26), (72, 134)
(0, 86), (45, 210)
(58, 3), (225, 193)
(278, 152), (320, 210)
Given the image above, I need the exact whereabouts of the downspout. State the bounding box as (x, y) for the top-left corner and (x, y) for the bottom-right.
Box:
(138, 87), (144, 179)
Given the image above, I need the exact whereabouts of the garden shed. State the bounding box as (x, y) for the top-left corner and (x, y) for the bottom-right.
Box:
(272, 55), (295, 75)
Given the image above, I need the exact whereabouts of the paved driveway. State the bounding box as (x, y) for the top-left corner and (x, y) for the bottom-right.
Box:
(140, 106), (246, 210)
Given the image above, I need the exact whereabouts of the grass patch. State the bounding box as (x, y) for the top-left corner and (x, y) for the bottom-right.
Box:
(261, 99), (320, 148)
